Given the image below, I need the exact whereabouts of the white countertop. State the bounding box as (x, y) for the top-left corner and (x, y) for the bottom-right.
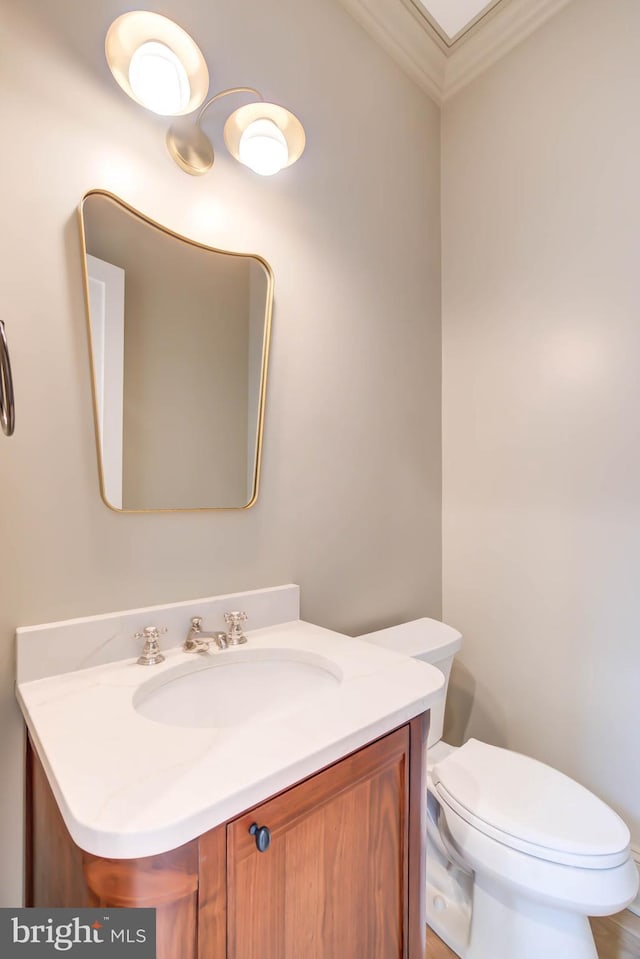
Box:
(17, 619), (444, 859)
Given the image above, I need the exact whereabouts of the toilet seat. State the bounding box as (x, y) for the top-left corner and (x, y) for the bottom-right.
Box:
(432, 739), (631, 869)
(434, 795), (639, 917)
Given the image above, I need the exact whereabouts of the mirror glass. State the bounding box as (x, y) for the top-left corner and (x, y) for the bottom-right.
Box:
(79, 191), (273, 511)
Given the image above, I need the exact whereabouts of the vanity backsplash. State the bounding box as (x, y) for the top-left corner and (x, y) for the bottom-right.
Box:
(16, 584), (299, 683)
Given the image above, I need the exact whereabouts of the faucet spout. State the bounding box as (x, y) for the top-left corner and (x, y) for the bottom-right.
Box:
(184, 616), (228, 652)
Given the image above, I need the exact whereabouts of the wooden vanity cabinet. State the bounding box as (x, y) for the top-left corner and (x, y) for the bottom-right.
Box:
(26, 715), (427, 959)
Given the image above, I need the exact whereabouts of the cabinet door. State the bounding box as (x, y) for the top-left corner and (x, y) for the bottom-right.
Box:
(227, 726), (412, 959)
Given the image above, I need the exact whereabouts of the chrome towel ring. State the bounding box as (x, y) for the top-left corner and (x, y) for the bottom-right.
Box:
(0, 319), (15, 436)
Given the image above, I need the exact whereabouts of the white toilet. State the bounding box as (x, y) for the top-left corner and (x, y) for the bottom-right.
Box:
(360, 618), (639, 959)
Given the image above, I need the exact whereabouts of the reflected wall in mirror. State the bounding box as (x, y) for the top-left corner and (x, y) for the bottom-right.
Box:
(79, 191), (273, 511)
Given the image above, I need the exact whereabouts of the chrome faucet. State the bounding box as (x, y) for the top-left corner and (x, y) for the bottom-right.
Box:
(184, 616), (228, 653)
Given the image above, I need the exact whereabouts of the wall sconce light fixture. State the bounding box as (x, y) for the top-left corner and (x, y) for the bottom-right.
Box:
(105, 11), (305, 177)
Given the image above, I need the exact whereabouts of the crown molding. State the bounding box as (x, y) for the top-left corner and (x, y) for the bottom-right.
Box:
(443, 0), (574, 99)
(338, 0), (446, 102)
(338, 0), (573, 103)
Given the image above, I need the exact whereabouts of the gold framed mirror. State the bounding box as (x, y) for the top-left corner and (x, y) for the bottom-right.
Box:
(78, 190), (273, 512)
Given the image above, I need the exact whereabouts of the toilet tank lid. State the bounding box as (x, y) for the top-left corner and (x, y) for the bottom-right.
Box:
(433, 739), (631, 866)
(359, 618), (462, 661)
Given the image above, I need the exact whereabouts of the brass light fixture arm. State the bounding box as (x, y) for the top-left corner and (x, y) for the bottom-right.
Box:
(195, 87), (264, 128)
(166, 86), (265, 175)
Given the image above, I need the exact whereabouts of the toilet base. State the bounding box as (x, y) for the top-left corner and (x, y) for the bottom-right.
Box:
(426, 854), (472, 956)
(426, 789), (474, 955)
(465, 874), (598, 959)
(426, 876), (471, 956)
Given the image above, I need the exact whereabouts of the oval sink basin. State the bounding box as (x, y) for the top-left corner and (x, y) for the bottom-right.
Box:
(134, 651), (341, 728)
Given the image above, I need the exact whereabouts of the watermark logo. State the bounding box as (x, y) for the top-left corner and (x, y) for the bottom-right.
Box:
(0, 909), (156, 957)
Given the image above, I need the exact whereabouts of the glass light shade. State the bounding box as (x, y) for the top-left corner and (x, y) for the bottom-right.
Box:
(128, 41), (190, 115)
(238, 119), (288, 176)
(105, 12), (209, 117)
(224, 102), (306, 175)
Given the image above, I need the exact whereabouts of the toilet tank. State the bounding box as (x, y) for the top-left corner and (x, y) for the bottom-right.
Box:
(359, 618), (462, 747)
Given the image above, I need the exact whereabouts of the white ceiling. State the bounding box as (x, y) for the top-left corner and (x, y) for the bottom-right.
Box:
(415, 0), (503, 43)
(337, 0), (572, 101)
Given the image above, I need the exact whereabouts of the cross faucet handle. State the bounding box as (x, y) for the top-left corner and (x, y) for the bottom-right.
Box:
(135, 625), (167, 665)
(224, 611), (248, 645)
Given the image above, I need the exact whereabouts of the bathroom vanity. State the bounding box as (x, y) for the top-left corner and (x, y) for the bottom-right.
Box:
(26, 719), (424, 958)
(16, 586), (444, 959)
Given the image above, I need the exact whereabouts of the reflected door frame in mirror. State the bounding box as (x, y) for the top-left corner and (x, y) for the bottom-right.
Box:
(78, 190), (274, 512)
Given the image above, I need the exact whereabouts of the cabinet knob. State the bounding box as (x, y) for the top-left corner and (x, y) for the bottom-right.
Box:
(249, 822), (271, 853)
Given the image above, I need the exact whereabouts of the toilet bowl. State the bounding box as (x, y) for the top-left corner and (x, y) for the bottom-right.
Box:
(360, 619), (639, 959)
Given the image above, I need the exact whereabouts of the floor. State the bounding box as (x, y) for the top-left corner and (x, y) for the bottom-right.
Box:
(427, 911), (640, 959)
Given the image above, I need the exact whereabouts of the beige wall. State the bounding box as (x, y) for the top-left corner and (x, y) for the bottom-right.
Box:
(442, 0), (640, 851)
(0, 0), (441, 904)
